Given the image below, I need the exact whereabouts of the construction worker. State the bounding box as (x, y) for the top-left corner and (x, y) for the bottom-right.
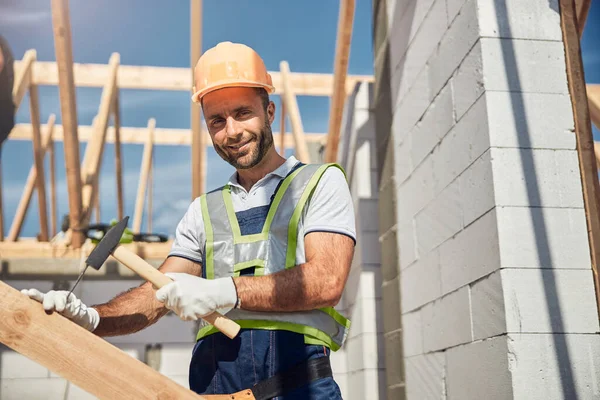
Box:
(22, 41), (356, 398)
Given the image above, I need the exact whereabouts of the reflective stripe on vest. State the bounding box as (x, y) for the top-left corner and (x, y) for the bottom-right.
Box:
(197, 163), (351, 351)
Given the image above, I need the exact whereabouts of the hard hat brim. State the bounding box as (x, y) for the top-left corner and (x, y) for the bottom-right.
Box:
(191, 80), (276, 103)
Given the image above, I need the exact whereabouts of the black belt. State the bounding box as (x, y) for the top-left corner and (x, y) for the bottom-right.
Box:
(250, 356), (333, 400)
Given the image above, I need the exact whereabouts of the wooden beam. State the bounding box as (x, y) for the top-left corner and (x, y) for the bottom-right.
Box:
(7, 116), (56, 242)
(28, 62), (50, 241)
(588, 84), (600, 130)
(325, 0), (355, 163)
(13, 59), (375, 97)
(148, 161), (153, 233)
(133, 119), (155, 233)
(279, 101), (286, 156)
(49, 136), (57, 237)
(191, 0), (204, 199)
(10, 123), (326, 147)
(12, 50), (35, 109)
(280, 61), (310, 163)
(113, 87), (124, 221)
(80, 53), (119, 225)
(575, 0), (592, 37)
(51, 0), (84, 248)
(0, 282), (204, 399)
(559, 0), (600, 320)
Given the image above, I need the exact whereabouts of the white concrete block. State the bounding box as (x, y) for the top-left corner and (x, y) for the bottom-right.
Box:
(346, 333), (385, 372)
(330, 347), (348, 375)
(496, 207), (591, 269)
(392, 64), (432, 141)
(353, 82), (374, 111)
(392, 0), (448, 104)
(405, 352), (445, 399)
(440, 208), (501, 294)
(66, 383), (98, 399)
(432, 93), (490, 195)
(491, 148), (584, 208)
(402, 310), (424, 357)
(481, 38), (569, 94)
(410, 82), (455, 167)
(357, 266), (383, 300)
(164, 375), (189, 390)
(0, 350), (49, 379)
(445, 336), (513, 400)
(415, 179), (463, 254)
(478, 0), (562, 41)
(389, 0), (437, 72)
(453, 41), (484, 120)
(429, 0), (479, 99)
(157, 344), (194, 377)
(458, 149), (495, 227)
(1, 378), (69, 400)
(486, 91), (576, 150)
(397, 154), (435, 224)
(355, 141), (374, 199)
(359, 231), (382, 265)
(422, 286), (472, 352)
(502, 269), (600, 334)
(384, 329), (405, 387)
(470, 270), (507, 341)
(333, 372), (348, 400)
(395, 133), (413, 185)
(446, 0), (469, 24)
(348, 369), (387, 400)
(348, 297), (384, 340)
(398, 219), (418, 269)
(401, 248), (442, 313)
(508, 333), (600, 400)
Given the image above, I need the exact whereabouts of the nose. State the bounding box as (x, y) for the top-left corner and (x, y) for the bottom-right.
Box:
(225, 116), (243, 139)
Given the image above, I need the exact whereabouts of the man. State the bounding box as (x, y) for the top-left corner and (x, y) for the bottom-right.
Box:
(22, 41), (356, 398)
(0, 34), (15, 151)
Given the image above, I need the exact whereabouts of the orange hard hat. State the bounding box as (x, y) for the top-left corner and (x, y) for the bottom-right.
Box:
(191, 41), (275, 103)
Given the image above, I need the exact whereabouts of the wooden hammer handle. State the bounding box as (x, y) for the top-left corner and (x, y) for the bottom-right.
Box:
(111, 245), (241, 339)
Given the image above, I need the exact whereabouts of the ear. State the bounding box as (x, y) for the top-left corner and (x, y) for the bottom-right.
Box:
(267, 101), (276, 124)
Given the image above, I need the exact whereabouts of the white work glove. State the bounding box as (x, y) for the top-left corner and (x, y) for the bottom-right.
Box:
(21, 289), (100, 332)
(155, 273), (238, 321)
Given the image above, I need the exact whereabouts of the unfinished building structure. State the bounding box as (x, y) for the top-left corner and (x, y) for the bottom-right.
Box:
(1, 0), (600, 399)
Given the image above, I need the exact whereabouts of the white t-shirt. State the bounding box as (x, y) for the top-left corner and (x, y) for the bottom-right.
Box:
(168, 156), (356, 267)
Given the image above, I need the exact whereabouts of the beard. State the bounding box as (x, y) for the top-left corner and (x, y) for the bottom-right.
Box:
(213, 120), (274, 170)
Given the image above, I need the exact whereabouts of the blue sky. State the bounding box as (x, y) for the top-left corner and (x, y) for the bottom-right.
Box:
(1, 0), (599, 238)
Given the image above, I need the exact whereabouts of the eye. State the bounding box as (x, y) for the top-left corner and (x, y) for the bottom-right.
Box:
(238, 109), (252, 118)
(210, 118), (225, 128)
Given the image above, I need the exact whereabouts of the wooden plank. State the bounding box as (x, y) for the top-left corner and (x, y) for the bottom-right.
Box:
(279, 61), (310, 163)
(14, 59), (375, 96)
(51, 0), (84, 248)
(559, 0), (600, 320)
(7, 116), (56, 242)
(29, 69), (50, 241)
(10, 123), (326, 147)
(113, 87), (124, 221)
(0, 240), (173, 260)
(133, 119), (155, 233)
(575, 0), (592, 37)
(12, 49), (35, 109)
(588, 84), (600, 130)
(80, 53), (120, 225)
(191, 0), (204, 199)
(0, 281), (204, 399)
(325, 0), (355, 163)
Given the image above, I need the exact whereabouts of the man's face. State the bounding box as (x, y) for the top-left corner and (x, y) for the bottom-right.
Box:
(202, 87), (275, 170)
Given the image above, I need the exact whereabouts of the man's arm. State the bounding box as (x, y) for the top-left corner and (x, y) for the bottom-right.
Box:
(233, 231), (354, 312)
(93, 255), (201, 337)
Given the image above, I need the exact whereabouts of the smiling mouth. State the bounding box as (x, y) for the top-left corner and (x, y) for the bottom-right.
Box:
(228, 140), (252, 150)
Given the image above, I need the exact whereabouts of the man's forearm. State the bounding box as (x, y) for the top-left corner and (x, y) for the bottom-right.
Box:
(233, 263), (343, 312)
(92, 282), (167, 337)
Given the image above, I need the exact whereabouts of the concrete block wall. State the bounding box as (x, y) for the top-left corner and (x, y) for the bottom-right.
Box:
(373, 0), (600, 398)
(332, 82), (387, 399)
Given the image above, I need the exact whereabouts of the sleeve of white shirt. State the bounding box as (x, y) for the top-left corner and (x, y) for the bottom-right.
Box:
(168, 198), (205, 263)
(303, 166), (357, 244)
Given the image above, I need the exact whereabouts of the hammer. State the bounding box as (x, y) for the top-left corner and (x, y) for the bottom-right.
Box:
(83, 216), (241, 339)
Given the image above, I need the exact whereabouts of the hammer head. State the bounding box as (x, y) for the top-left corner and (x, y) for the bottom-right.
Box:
(86, 216), (129, 270)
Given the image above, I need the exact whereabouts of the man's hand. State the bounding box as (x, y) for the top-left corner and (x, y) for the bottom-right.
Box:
(21, 289), (100, 332)
(155, 273), (238, 321)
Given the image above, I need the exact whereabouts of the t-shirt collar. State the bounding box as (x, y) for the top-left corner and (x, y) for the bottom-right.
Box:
(227, 156), (300, 190)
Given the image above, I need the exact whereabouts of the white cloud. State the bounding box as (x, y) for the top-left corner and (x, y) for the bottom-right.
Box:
(0, 8), (50, 26)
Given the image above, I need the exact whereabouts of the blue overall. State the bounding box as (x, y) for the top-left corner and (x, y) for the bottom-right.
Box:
(188, 175), (343, 399)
